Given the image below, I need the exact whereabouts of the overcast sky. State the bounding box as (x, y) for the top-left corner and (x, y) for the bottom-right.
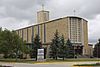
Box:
(0, 0), (100, 44)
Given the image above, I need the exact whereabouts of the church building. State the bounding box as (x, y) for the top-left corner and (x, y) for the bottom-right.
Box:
(16, 8), (89, 57)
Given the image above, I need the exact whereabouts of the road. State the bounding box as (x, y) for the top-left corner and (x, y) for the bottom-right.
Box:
(0, 61), (98, 67)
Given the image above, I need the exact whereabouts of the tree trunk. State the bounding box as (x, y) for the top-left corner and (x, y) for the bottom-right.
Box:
(16, 51), (18, 61)
(63, 56), (64, 60)
(56, 56), (57, 60)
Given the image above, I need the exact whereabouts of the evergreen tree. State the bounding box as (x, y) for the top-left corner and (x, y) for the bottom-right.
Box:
(93, 39), (100, 58)
(31, 34), (42, 60)
(58, 35), (66, 60)
(49, 30), (60, 60)
(66, 39), (74, 58)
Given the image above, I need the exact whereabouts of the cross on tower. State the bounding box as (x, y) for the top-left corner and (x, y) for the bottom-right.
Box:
(42, 3), (44, 11)
(41, 0), (45, 11)
(73, 10), (76, 16)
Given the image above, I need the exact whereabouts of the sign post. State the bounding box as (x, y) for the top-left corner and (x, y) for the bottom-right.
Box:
(37, 49), (44, 61)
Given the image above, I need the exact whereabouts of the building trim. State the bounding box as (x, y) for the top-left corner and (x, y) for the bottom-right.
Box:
(32, 26), (34, 40)
(15, 16), (87, 31)
(22, 29), (23, 41)
(81, 19), (84, 46)
(67, 18), (70, 39)
(44, 24), (46, 43)
(40, 25), (43, 43)
(76, 18), (78, 42)
(27, 28), (28, 42)
(38, 25), (40, 36)
(70, 18), (71, 40)
(31, 26), (34, 45)
(18, 30), (19, 36)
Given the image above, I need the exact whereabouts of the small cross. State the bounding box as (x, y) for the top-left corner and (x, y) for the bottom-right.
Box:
(73, 10), (76, 16)
(42, 4), (44, 11)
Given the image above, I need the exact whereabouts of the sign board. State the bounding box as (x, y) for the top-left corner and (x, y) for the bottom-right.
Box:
(37, 49), (44, 61)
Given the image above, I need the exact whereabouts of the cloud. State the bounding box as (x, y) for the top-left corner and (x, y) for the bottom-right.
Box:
(79, 0), (100, 19)
(45, 0), (83, 19)
(0, 0), (35, 9)
(0, 0), (39, 30)
(0, 0), (100, 43)
(0, 17), (30, 30)
(88, 15), (100, 44)
(45, 0), (100, 20)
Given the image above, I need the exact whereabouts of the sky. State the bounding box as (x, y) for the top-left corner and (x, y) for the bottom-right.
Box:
(0, 0), (100, 44)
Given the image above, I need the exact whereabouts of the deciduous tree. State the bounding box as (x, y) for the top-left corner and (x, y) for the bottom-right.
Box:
(0, 29), (28, 59)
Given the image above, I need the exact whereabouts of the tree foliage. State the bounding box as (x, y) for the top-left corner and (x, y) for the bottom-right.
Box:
(49, 30), (60, 60)
(50, 30), (74, 60)
(30, 34), (42, 60)
(65, 39), (74, 58)
(0, 28), (28, 58)
(93, 39), (100, 58)
(58, 35), (66, 60)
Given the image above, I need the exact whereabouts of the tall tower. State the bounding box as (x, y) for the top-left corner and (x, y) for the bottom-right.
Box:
(37, 4), (49, 23)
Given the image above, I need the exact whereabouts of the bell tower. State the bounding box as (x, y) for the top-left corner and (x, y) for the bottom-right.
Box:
(37, 3), (49, 23)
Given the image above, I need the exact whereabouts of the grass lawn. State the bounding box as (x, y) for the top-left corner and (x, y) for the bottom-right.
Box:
(0, 58), (100, 63)
(0, 59), (35, 63)
(47, 58), (100, 62)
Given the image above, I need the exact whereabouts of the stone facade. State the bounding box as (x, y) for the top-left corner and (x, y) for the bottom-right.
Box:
(37, 10), (49, 23)
(16, 10), (88, 56)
